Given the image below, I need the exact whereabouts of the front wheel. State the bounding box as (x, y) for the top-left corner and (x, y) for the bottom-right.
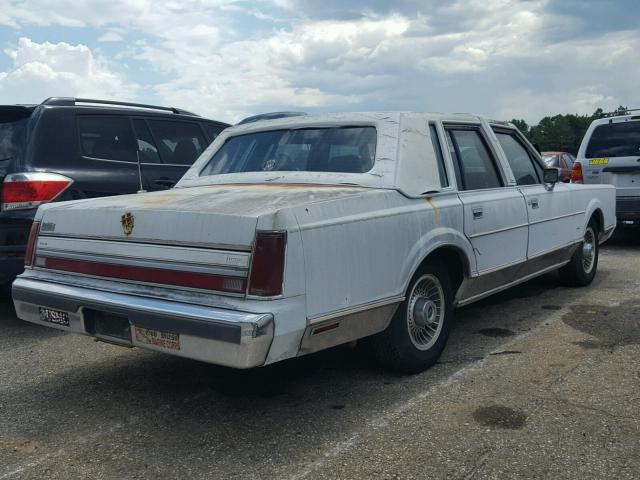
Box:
(559, 218), (599, 286)
(369, 260), (454, 373)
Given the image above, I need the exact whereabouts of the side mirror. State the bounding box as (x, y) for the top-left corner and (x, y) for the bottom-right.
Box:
(543, 168), (559, 187)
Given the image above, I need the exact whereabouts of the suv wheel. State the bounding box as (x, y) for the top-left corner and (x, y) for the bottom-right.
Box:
(369, 260), (454, 373)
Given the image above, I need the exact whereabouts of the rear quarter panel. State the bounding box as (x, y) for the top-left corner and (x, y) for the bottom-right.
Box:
(566, 183), (616, 233)
(291, 189), (472, 320)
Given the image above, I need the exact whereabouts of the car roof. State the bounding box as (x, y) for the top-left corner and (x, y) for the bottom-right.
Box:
(3, 97), (231, 126)
(179, 111), (492, 197)
(38, 104), (228, 125)
(227, 111), (485, 134)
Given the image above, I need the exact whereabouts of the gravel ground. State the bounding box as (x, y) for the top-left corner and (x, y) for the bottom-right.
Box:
(0, 230), (638, 479)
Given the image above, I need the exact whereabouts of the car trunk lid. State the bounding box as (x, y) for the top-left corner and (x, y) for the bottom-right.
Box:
(32, 183), (366, 295)
(37, 183), (365, 247)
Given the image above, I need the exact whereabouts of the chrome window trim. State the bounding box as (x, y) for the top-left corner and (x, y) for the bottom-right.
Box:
(80, 155), (189, 167)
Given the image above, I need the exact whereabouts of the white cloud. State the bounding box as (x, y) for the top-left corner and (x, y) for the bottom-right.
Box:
(0, 1), (637, 124)
(97, 31), (123, 42)
(0, 37), (137, 104)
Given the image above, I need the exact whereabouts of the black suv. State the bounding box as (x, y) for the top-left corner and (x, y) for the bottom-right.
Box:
(0, 97), (229, 289)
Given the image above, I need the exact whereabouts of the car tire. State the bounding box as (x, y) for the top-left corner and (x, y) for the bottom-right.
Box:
(559, 218), (599, 287)
(368, 260), (454, 373)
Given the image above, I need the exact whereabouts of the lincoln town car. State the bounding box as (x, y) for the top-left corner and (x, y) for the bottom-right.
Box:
(12, 112), (616, 372)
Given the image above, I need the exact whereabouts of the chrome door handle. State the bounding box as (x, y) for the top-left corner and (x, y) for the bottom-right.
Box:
(472, 207), (483, 219)
(528, 198), (539, 209)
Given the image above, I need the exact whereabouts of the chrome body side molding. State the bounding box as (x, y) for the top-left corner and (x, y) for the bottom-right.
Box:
(299, 303), (399, 355)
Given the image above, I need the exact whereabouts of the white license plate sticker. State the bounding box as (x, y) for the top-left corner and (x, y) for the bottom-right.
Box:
(39, 307), (70, 327)
(133, 326), (180, 351)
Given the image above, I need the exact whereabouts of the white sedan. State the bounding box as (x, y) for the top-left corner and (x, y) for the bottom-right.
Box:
(12, 112), (616, 372)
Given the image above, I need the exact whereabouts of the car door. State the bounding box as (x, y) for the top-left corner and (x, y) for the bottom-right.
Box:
(137, 118), (210, 190)
(493, 128), (580, 268)
(444, 124), (529, 280)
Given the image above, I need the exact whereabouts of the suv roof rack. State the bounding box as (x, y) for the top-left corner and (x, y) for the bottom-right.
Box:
(598, 108), (640, 118)
(40, 97), (199, 116)
(237, 111), (307, 125)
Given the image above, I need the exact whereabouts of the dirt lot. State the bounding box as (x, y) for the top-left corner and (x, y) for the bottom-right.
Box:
(1, 231), (639, 480)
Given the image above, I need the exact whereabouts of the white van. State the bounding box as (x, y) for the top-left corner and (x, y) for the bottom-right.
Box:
(576, 114), (640, 225)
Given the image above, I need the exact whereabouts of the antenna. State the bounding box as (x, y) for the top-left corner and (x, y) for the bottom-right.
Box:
(136, 151), (146, 194)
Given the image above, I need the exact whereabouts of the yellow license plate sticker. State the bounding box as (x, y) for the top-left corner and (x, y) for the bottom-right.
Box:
(134, 326), (180, 350)
(589, 158), (609, 165)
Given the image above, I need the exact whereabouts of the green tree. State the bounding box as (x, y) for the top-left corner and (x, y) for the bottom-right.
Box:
(510, 119), (530, 137)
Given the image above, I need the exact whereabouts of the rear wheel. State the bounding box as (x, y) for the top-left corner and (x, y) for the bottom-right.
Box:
(559, 218), (599, 286)
(369, 260), (454, 373)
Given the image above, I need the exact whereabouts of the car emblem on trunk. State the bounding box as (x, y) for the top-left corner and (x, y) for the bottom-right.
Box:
(121, 212), (134, 236)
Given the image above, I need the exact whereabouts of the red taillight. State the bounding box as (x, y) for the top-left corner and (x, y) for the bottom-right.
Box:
(24, 221), (40, 267)
(248, 231), (286, 297)
(2, 173), (73, 211)
(571, 161), (584, 184)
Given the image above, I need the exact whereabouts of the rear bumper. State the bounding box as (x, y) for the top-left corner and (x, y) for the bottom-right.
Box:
(12, 277), (274, 369)
(616, 196), (640, 223)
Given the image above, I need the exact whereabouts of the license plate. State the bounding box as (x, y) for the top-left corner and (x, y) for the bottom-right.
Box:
(39, 307), (70, 327)
(589, 158), (609, 165)
(133, 326), (180, 351)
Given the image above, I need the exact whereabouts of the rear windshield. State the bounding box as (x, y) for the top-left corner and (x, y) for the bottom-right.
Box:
(586, 121), (640, 158)
(199, 126), (377, 176)
(542, 154), (559, 167)
(0, 111), (30, 163)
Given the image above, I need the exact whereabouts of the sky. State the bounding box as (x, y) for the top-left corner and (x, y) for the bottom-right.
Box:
(0, 0), (637, 124)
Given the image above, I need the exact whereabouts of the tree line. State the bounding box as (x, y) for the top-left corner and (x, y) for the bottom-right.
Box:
(510, 106), (632, 154)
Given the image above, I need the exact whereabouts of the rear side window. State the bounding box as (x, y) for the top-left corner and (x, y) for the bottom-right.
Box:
(78, 116), (136, 162)
(132, 119), (161, 164)
(495, 132), (541, 185)
(542, 154), (559, 168)
(429, 124), (449, 187)
(0, 111), (29, 163)
(586, 121), (640, 158)
(204, 124), (224, 141)
(562, 154), (574, 169)
(147, 120), (207, 165)
(445, 128), (502, 190)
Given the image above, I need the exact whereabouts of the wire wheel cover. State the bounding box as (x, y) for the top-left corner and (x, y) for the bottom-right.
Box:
(582, 227), (596, 274)
(407, 274), (445, 350)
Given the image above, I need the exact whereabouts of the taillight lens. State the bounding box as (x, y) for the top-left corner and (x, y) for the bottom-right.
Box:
(24, 221), (40, 267)
(248, 231), (286, 296)
(2, 172), (73, 211)
(571, 161), (583, 184)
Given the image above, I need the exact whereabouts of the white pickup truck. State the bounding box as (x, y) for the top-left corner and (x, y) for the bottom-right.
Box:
(12, 112), (616, 372)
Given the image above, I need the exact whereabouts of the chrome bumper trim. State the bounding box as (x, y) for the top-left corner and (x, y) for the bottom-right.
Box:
(12, 277), (274, 369)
